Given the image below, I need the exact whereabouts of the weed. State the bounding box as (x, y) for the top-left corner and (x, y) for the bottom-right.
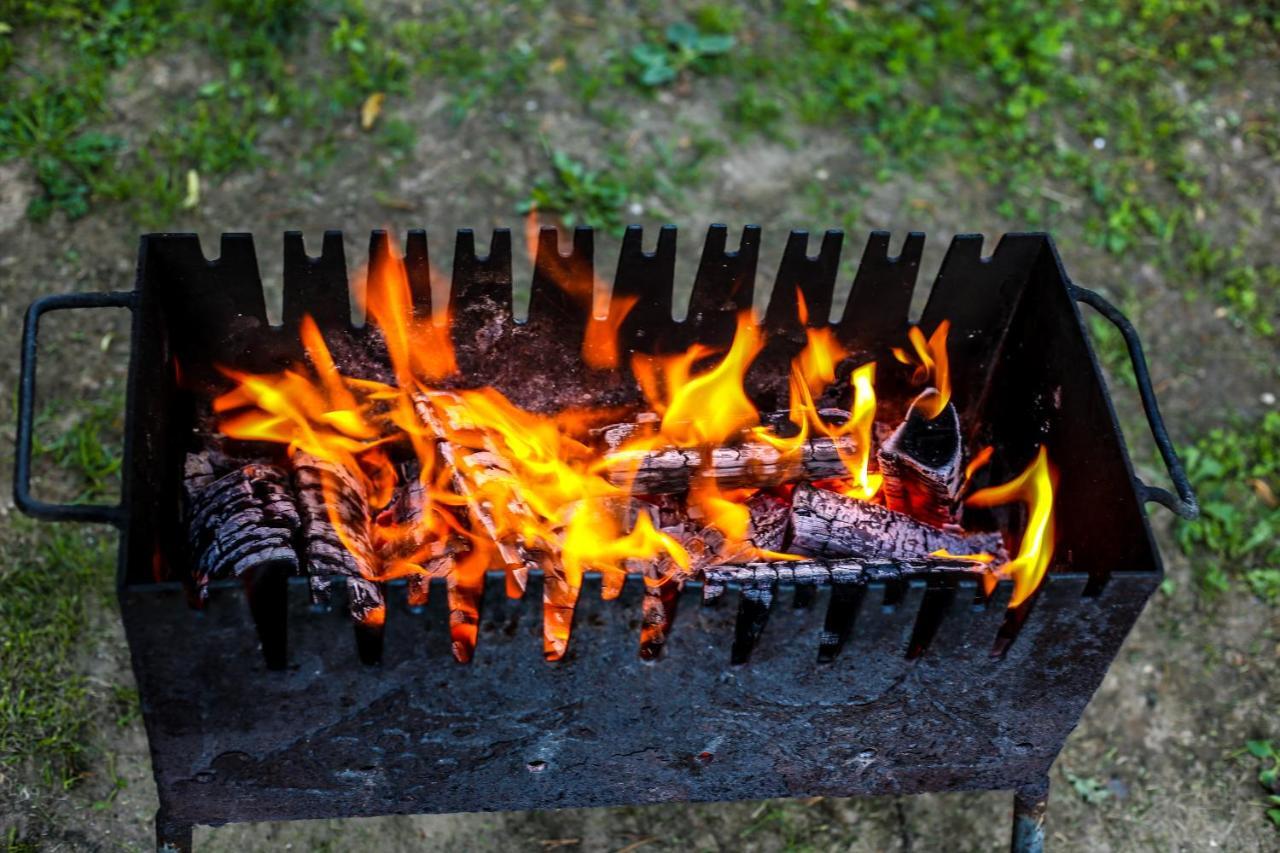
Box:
(518, 149), (630, 234)
(1244, 741), (1280, 830)
(1177, 412), (1280, 600)
(631, 21), (735, 87)
(110, 686), (142, 730)
(32, 393), (126, 502)
(1064, 769), (1112, 805)
(727, 86), (785, 132)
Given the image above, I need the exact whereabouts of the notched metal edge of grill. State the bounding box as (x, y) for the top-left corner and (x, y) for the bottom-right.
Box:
(14, 227), (1188, 850)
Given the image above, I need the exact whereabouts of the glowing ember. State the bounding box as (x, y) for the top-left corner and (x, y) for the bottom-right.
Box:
(208, 237), (1059, 659)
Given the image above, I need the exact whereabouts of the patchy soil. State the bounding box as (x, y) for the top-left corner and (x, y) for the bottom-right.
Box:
(2, 7), (1279, 852)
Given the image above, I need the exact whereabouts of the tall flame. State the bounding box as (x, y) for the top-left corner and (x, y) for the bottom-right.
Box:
(967, 446), (1058, 607)
(893, 320), (951, 418)
(755, 293), (881, 501)
(633, 311), (764, 447)
(211, 238), (1056, 657)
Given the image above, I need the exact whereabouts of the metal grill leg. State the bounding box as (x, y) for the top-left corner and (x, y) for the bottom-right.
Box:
(1011, 777), (1049, 853)
(156, 808), (193, 853)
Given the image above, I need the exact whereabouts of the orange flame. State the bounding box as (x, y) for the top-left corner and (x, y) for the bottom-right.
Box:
(210, 235), (1055, 658)
(363, 242), (456, 385)
(754, 295), (880, 501)
(967, 446), (1058, 607)
(965, 444), (995, 483)
(633, 311), (764, 447)
(892, 320), (951, 418)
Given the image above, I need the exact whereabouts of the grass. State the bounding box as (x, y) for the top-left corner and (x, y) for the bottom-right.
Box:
(1177, 411), (1280, 600)
(5, 0), (1278, 315)
(0, 522), (116, 790)
(518, 149), (632, 234)
(32, 394), (126, 503)
(0, 386), (125, 836)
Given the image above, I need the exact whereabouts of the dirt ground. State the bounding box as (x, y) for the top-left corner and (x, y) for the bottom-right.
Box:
(2, 9), (1279, 851)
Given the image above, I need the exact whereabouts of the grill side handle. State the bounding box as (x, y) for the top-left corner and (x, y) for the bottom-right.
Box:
(1071, 285), (1199, 520)
(15, 291), (137, 526)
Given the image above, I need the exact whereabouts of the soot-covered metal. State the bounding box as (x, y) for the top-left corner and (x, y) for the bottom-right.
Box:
(15, 227), (1196, 852)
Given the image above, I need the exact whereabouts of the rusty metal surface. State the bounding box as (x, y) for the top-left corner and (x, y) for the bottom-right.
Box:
(123, 569), (1154, 828)
(13, 228), (1177, 841)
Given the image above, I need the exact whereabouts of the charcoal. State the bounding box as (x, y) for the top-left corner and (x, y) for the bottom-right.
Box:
(182, 454), (299, 599)
(291, 452), (384, 626)
(789, 482), (1006, 563)
(878, 389), (963, 527)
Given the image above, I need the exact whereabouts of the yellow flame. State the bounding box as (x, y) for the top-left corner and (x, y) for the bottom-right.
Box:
(634, 311), (764, 447)
(212, 244), (1050, 656)
(967, 446), (1058, 607)
(894, 320), (951, 419)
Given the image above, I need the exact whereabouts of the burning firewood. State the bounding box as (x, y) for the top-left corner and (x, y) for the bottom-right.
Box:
(700, 555), (991, 603)
(591, 411), (660, 452)
(878, 389), (963, 527)
(603, 436), (857, 494)
(412, 392), (540, 590)
(291, 451), (385, 626)
(789, 482), (1005, 563)
(372, 469), (458, 608)
(183, 452), (300, 599)
(598, 409), (856, 495)
(638, 490), (791, 657)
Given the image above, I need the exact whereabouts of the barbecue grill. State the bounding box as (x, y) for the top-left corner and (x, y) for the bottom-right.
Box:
(15, 227), (1197, 852)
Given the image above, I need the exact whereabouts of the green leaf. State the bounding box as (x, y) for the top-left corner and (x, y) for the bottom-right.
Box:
(1267, 807), (1280, 828)
(640, 62), (677, 87)
(1203, 501), (1239, 523)
(1247, 740), (1274, 759)
(694, 34), (735, 55)
(666, 22), (699, 49)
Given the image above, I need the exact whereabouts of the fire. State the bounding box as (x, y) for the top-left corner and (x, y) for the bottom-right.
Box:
(209, 237), (1061, 657)
(964, 445), (995, 483)
(744, 292), (880, 501)
(634, 311), (764, 447)
(893, 320), (951, 418)
(967, 446), (1058, 607)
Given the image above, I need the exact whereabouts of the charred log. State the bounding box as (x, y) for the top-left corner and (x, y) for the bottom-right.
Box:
(591, 412), (660, 452)
(701, 555), (990, 604)
(789, 483), (1006, 563)
(593, 409), (849, 454)
(291, 452), (385, 627)
(604, 435), (857, 494)
(642, 490), (794, 644)
(878, 389), (963, 527)
(413, 392), (540, 590)
(182, 453), (300, 600)
(372, 469), (458, 608)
